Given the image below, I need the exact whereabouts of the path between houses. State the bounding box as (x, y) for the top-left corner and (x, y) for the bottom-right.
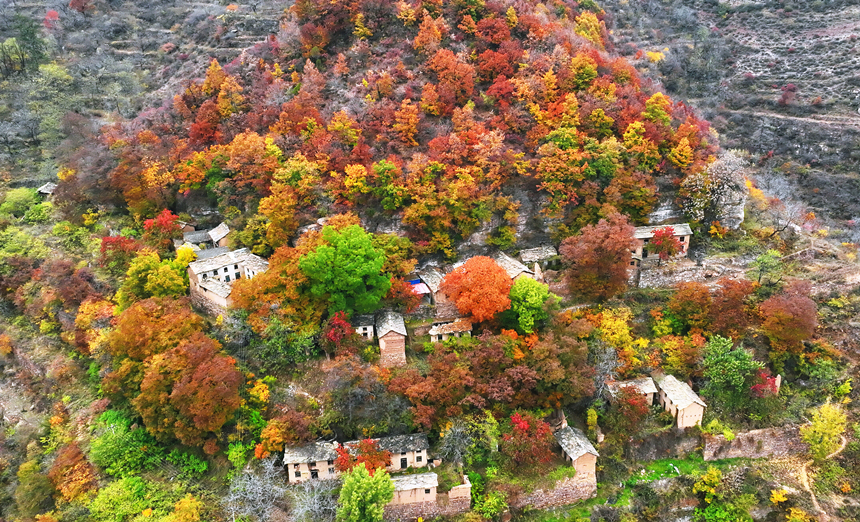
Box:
(798, 435), (848, 522)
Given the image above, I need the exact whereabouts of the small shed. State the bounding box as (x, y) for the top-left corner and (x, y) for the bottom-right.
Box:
(36, 182), (57, 196)
(242, 254), (269, 279)
(197, 278), (233, 308)
(282, 442), (339, 483)
(418, 267), (445, 305)
(376, 311), (407, 367)
(208, 222), (231, 247)
(493, 252), (534, 281)
(606, 377), (658, 405)
(554, 426), (599, 483)
(632, 223), (693, 261)
(519, 245), (558, 269)
(352, 314), (375, 341)
(428, 318), (472, 342)
(390, 473), (438, 506)
(652, 373), (706, 429)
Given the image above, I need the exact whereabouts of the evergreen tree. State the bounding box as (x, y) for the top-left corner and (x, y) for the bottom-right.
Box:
(336, 464), (394, 522)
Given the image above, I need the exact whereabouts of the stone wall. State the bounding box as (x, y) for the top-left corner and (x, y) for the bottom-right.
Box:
(384, 494), (470, 521)
(628, 430), (700, 461)
(510, 476), (596, 510)
(703, 426), (808, 461)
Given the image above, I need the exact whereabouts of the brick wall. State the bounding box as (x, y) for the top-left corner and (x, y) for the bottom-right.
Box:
(384, 494), (470, 521)
(380, 332), (407, 367)
(703, 426), (808, 461)
(510, 475), (596, 510)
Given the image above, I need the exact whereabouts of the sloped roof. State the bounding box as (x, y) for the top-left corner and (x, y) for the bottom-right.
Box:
(606, 377), (658, 398)
(428, 318), (472, 336)
(199, 278), (232, 299)
(184, 230), (212, 244)
(554, 426), (598, 461)
(411, 282), (431, 295)
(282, 441), (339, 464)
(519, 245), (558, 264)
(376, 311), (407, 338)
(351, 314), (375, 327)
(418, 267), (445, 294)
(188, 248), (249, 275)
(37, 182), (57, 195)
(243, 253), (269, 273)
(195, 246), (231, 260)
(392, 472), (438, 491)
(208, 222), (230, 243)
(652, 373), (706, 409)
(633, 223), (693, 240)
(375, 433), (430, 453)
(493, 252), (533, 279)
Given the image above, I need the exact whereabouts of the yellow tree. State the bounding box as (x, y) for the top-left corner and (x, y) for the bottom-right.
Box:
(393, 99), (420, 146)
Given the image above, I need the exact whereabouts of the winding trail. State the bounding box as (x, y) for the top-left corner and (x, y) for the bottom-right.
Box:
(798, 435), (848, 522)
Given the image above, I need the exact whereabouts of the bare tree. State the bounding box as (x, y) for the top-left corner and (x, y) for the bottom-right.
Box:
(588, 338), (618, 398)
(286, 478), (339, 522)
(436, 418), (473, 468)
(222, 456), (287, 522)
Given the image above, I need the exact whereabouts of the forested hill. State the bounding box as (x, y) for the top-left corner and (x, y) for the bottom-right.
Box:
(52, 0), (717, 259)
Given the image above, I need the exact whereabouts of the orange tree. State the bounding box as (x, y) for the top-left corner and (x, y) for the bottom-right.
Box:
(439, 256), (512, 322)
(559, 213), (635, 302)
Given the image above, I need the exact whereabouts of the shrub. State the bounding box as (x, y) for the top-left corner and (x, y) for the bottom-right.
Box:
(90, 410), (165, 477)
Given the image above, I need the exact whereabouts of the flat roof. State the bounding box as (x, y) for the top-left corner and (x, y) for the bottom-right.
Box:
(392, 472), (438, 491)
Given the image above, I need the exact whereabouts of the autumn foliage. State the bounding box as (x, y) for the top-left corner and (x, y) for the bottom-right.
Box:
(760, 281), (817, 354)
(499, 411), (554, 467)
(335, 439), (392, 475)
(559, 213), (635, 302)
(439, 256), (512, 322)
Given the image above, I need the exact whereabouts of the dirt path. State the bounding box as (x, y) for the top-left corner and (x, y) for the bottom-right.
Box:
(720, 109), (860, 129)
(799, 435), (849, 522)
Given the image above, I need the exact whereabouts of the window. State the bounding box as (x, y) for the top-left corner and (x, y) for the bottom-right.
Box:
(234, 264), (238, 269)
(416, 449), (422, 453)
(417, 456), (422, 462)
(679, 236), (685, 242)
(327, 460), (334, 465)
(294, 471), (301, 478)
(425, 489), (431, 494)
(234, 272), (240, 279)
(224, 267), (229, 273)
(328, 467), (335, 474)
(294, 464), (300, 469)
(225, 275), (230, 282)
(310, 469), (319, 479)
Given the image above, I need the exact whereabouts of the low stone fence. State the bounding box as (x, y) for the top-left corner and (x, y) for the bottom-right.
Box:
(703, 426), (808, 461)
(384, 494), (470, 521)
(510, 476), (596, 511)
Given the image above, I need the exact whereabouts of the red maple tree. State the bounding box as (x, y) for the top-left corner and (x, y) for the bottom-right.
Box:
(439, 256), (512, 323)
(499, 411), (554, 467)
(647, 226), (682, 265)
(334, 438), (391, 476)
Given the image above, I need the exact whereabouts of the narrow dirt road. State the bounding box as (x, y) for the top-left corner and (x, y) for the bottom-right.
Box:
(799, 435), (849, 522)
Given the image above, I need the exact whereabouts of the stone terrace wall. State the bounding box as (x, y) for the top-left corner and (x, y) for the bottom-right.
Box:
(384, 494), (470, 521)
(511, 476), (596, 510)
(704, 426), (808, 461)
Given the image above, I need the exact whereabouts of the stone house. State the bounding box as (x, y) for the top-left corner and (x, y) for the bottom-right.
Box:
(282, 442), (339, 483)
(178, 222), (231, 250)
(519, 245), (559, 270)
(554, 426), (599, 486)
(606, 376), (658, 405)
(632, 223), (692, 262)
(417, 267), (445, 306)
(351, 314), (375, 341)
(428, 318), (473, 343)
(375, 311), (407, 368)
(37, 182), (57, 197)
(376, 433), (430, 471)
(390, 473), (438, 506)
(652, 373), (706, 429)
(187, 248), (268, 310)
(493, 251), (534, 281)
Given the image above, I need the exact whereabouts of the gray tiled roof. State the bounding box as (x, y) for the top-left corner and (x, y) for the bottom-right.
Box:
(606, 377), (658, 398)
(184, 230), (213, 244)
(282, 441), (339, 464)
(493, 251), (533, 279)
(199, 278), (232, 299)
(652, 373), (706, 409)
(554, 426), (598, 461)
(633, 223), (693, 240)
(195, 246), (231, 260)
(188, 248), (249, 275)
(37, 182), (57, 195)
(208, 222), (230, 243)
(243, 253), (269, 272)
(519, 246), (558, 264)
(392, 472), (438, 491)
(375, 433), (430, 453)
(418, 267), (445, 294)
(375, 311), (407, 337)
(351, 314), (375, 327)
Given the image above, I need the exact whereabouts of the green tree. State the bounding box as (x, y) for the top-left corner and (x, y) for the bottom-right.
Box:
(750, 249), (782, 286)
(336, 464), (394, 522)
(508, 277), (558, 333)
(800, 401), (847, 461)
(115, 247), (195, 310)
(14, 459), (54, 519)
(299, 225), (391, 316)
(701, 336), (762, 407)
(0, 187), (39, 217)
